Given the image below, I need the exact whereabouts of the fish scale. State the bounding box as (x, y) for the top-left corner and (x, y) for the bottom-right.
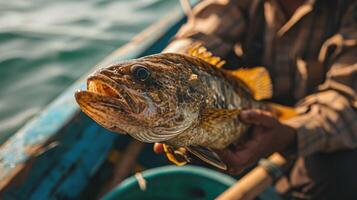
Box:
(75, 44), (274, 169)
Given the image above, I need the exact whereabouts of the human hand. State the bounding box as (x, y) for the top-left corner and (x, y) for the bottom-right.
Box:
(153, 109), (296, 174)
(216, 109), (296, 174)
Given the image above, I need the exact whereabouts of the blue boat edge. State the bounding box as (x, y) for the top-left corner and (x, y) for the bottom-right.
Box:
(0, 5), (187, 199)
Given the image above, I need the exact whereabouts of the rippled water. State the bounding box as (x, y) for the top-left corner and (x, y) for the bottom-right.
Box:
(0, 0), (179, 143)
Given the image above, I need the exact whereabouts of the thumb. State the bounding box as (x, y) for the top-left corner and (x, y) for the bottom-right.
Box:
(240, 109), (277, 128)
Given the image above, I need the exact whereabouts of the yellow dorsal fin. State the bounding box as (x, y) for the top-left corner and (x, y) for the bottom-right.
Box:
(227, 67), (273, 100)
(188, 42), (226, 68)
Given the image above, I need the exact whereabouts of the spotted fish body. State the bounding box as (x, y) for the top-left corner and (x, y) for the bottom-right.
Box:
(155, 53), (265, 149)
(75, 45), (271, 169)
(75, 47), (273, 168)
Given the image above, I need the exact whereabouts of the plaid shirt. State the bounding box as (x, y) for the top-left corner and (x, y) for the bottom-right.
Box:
(165, 0), (357, 156)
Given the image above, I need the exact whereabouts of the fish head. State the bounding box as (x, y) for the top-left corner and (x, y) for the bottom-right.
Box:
(75, 53), (205, 143)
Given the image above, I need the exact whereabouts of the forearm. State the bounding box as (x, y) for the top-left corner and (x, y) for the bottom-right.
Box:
(284, 90), (357, 156)
(164, 0), (249, 56)
(284, 1), (357, 156)
(162, 38), (194, 53)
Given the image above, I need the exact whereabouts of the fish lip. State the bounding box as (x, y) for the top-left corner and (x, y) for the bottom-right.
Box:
(74, 90), (133, 133)
(83, 73), (147, 114)
(87, 74), (122, 97)
(74, 90), (129, 112)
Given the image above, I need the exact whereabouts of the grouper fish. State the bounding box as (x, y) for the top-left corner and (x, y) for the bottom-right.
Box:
(75, 44), (293, 170)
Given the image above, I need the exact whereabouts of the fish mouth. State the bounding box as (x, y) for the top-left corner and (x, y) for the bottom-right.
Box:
(75, 74), (147, 115)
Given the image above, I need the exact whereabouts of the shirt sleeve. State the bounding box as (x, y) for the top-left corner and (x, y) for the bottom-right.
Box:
(163, 0), (250, 57)
(284, 3), (357, 156)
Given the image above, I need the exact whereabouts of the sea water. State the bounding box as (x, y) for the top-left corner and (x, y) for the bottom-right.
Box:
(0, 0), (179, 143)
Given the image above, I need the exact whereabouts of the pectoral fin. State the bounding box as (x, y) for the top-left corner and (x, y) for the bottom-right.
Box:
(186, 146), (227, 170)
(163, 144), (189, 166)
(163, 144), (227, 170)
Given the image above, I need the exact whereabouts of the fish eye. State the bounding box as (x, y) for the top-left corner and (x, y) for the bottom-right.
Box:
(130, 65), (151, 82)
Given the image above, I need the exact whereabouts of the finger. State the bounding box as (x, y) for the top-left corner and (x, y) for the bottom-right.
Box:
(153, 143), (164, 154)
(240, 109), (276, 127)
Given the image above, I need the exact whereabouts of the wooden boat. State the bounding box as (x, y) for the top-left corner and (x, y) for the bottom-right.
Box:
(0, 4), (282, 200)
